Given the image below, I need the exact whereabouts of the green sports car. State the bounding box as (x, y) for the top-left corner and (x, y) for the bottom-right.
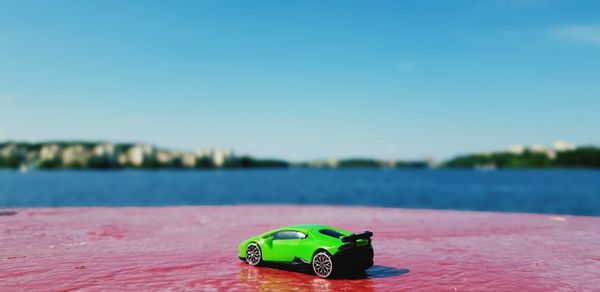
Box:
(239, 224), (374, 278)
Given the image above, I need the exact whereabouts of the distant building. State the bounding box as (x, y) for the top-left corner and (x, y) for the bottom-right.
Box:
(62, 145), (88, 166)
(506, 145), (525, 155)
(94, 144), (115, 157)
(507, 143), (558, 159)
(127, 144), (155, 166)
(40, 144), (61, 161)
(182, 153), (196, 168)
(212, 149), (233, 167)
(195, 148), (211, 158)
(529, 144), (548, 154)
(553, 140), (577, 152)
(194, 147), (234, 167)
(117, 153), (129, 166)
(156, 150), (176, 165)
(0, 144), (19, 158)
(308, 159), (338, 168)
(382, 159), (396, 168)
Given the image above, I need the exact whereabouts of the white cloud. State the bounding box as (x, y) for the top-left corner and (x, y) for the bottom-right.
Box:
(550, 25), (600, 46)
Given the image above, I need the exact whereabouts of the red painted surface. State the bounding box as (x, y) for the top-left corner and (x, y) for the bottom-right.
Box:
(1, 205), (599, 291)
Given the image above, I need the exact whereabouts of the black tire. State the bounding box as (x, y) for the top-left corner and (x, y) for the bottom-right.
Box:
(312, 251), (334, 278)
(245, 243), (262, 266)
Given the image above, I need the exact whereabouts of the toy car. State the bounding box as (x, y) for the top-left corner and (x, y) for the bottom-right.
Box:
(239, 224), (373, 278)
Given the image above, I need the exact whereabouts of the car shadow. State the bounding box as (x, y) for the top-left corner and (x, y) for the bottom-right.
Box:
(364, 265), (410, 279)
(258, 262), (409, 280)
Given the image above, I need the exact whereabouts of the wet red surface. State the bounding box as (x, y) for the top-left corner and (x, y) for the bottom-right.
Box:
(1, 205), (600, 291)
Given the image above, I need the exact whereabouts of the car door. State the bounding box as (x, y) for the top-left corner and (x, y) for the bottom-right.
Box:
(269, 231), (306, 262)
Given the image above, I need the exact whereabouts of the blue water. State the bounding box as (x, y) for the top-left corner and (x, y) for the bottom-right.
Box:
(0, 169), (599, 216)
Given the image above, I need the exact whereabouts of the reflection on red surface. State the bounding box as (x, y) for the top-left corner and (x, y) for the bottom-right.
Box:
(1, 206), (599, 290)
(238, 265), (367, 291)
(237, 263), (409, 291)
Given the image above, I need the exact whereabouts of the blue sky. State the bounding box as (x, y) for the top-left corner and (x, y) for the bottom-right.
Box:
(0, 0), (599, 161)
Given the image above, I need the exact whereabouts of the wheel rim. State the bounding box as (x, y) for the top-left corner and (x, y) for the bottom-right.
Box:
(312, 252), (333, 278)
(246, 244), (261, 265)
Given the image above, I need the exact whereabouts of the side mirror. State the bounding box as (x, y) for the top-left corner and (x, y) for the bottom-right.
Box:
(264, 236), (274, 245)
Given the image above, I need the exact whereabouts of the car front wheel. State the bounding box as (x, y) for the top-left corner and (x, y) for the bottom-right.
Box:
(245, 243), (262, 266)
(312, 252), (334, 278)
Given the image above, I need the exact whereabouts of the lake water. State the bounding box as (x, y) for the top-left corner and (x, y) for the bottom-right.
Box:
(0, 169), (599, 216)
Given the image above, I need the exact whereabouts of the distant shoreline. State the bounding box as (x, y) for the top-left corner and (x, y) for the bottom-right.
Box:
(3, 165), (600, 171)
(0, 141), (429, 170)
(1, 141), (600, 170)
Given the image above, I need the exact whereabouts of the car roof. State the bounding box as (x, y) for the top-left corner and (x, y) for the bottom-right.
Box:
(283, 224), (338, 233)
(259, 224), (352, 238)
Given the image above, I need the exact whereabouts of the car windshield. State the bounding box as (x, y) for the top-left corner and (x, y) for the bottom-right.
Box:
(319, 229), (345, 238)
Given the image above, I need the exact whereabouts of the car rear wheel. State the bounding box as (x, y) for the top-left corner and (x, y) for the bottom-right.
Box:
(245, 243), (262, 266)
(312, 252), (334, 278)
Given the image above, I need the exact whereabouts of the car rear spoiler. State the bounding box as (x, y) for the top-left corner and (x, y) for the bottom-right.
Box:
(341, 231), (373, 243)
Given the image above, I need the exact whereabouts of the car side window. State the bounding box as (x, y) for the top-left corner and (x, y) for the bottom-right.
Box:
(319, 229), (345, 238)
(271, 231), (306, 240)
